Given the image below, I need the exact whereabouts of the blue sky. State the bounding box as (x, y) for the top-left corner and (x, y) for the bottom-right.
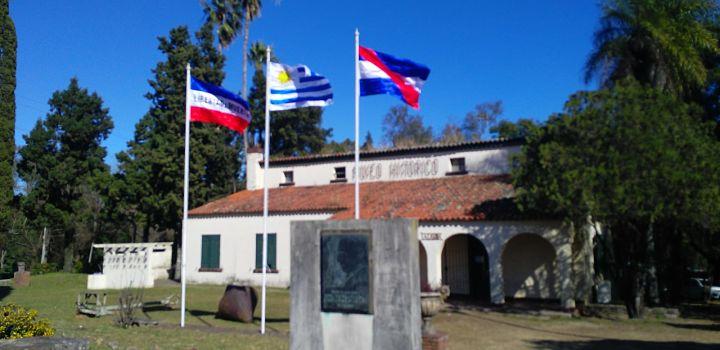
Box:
(10, 0), (600, 166)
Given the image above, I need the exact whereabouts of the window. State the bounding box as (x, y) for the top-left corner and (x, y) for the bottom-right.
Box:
(200, 235), (221, 271)
(447, 157), (467, 175)
(255, 233), (277, 273)
(281, 171), (294, 186)
(332, 166), (347, 183)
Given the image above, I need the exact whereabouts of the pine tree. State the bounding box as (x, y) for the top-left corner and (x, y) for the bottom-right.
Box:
(117, 23), (241, 250)
(0, 0), (17, 264)
(17, 78), (113, 271)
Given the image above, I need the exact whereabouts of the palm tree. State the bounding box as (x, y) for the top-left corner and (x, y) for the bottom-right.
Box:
(249, 40), (272, 70)
(203, 0), (243, 51)
(240, 0), (263, 99)
(203, 0), (264, 99)
(585, 0), (720, 96)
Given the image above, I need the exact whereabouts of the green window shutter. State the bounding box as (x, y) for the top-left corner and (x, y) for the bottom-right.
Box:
(201, 235), (220, 269)
(210, 235), (220, 269)
(268, 234), (277, 269)
(256, 233), (277, 270)
(256, 234), (262, 269)
(201, 235), (209, 268)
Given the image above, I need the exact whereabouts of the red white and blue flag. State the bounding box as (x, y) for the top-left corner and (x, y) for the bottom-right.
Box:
(358, 46), (431, 109)
(189, 77), (251, 133)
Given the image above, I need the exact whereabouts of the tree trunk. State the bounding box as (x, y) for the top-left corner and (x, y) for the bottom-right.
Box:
(142, 224), (150, 243)
(63, 244), (74, 272)
(241, 12), (250, 158)
(625, 266), (645, 318)
(645, 222), (660, 306)
(242, 11), (249, 99)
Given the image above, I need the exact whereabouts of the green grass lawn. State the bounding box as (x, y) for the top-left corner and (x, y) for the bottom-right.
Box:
(1, 273), (288, 349)
(3, 273), (720, 349)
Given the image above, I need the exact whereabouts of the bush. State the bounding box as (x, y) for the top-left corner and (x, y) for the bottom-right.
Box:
(30, 263), (58, 275)
(0, 304), (55, 339)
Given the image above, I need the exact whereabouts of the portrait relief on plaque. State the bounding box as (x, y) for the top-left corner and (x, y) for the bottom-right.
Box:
(320, 230), (372, 314)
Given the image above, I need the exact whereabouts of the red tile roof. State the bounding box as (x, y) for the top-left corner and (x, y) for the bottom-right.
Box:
(189, 174), (515, 222)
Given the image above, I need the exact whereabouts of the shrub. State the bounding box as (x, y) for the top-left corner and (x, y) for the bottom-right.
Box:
(0, 304), (55, 339)
(30, 263), (58, 275)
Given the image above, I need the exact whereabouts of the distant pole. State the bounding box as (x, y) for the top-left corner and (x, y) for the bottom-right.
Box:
(180, 63), (192, 328)
(260, 46), (271, 335)
(354, 29), (360, 220)
(40, 227), (47, 264)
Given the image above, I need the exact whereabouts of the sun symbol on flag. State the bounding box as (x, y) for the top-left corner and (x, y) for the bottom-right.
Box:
(278, 70), (291, 84)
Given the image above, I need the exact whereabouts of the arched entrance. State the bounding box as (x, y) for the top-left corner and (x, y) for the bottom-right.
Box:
(419, 242), (428, 288)
(441, 234), (490, 300)
(501, 233), (557, 300)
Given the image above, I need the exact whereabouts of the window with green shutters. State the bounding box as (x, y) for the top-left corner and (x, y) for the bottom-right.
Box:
(200, 235), (220, 270)
(255, 233), (277, 272)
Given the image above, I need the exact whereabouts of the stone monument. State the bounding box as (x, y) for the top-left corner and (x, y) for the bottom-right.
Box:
(13, 262), (30, 287)
(290, 219), (421, 350)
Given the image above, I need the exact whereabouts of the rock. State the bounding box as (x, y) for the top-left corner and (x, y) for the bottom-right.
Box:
(216, 285), (258, 323)
(0, 337), (89, 349)
(12, 271), (30, 287)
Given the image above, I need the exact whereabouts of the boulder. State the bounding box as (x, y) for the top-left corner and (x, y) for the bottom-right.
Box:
(216, 285), (258, 323)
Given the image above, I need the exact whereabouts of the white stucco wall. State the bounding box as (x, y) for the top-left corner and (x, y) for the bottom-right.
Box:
(187, 214), (574, 307)
(418, 221), (574, 308)
(247, 145), (520, 190)
(186, 213), (332, 287)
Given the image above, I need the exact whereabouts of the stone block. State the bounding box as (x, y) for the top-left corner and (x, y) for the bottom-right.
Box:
(13, 271), (30, 287)
(290, 219), (421, 350)
(216, 285), (258, 323)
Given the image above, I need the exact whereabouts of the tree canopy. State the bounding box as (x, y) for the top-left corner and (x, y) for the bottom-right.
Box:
(513, 80), (720, 316)
(0, 0), (16, 267)
(17, 78), (114, 271)
(586, 0), (720, 96)
(382, 105), (433, 148)
(117, 23), (241, 245)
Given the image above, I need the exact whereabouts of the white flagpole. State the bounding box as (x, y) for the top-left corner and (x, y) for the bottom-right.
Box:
(260, 46), (271, 335)
(354, 29), (360, 220)
(180, 63), (191, 328)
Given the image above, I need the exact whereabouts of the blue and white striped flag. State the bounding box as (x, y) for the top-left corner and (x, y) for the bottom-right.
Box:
(267, 62), (333, 111)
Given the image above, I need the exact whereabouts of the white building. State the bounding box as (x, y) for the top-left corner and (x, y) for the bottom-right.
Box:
(187, 139), (582, 308)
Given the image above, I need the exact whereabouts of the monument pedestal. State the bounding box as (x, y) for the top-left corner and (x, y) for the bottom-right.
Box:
(13, 262), (30, 287)
(422, 332), (448, 350)
(290, 219), (422, 350)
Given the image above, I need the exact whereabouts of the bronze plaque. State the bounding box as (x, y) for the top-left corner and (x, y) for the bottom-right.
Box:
(321, 231), (371, 314)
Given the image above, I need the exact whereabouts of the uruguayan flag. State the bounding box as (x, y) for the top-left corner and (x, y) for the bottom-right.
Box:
(268, 62), (333, 111)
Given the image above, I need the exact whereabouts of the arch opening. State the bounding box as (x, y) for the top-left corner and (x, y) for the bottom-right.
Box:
(419, 241), (428, 288)
(441, 234), (490, 301)
(501, 233), (557, 300)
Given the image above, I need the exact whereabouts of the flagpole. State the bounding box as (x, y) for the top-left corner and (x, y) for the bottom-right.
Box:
(180, 63), (191, 328)
(354, 29), (360, 220)
(260, 46), (271, 335)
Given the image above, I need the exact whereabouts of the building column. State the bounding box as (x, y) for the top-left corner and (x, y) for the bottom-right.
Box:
(488, 250), (505, 304)
(422, 240), (443, 290)
(557, 240), (576, 309)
